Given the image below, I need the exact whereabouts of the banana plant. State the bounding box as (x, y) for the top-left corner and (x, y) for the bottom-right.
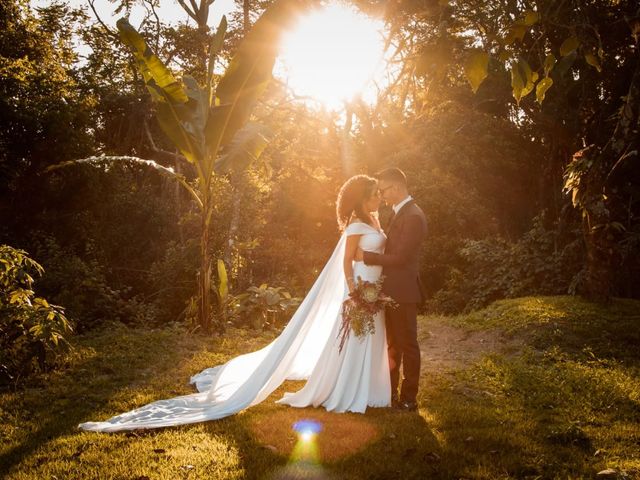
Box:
(47, 0), (301, 333)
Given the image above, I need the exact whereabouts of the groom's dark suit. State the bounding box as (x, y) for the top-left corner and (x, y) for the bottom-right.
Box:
(363, 199), (427, 404)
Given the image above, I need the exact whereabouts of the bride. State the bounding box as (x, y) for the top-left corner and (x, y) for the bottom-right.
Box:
(79, 175), (390, 432)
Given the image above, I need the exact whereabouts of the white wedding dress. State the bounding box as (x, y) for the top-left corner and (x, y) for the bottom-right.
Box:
(78, 222), (390, 432)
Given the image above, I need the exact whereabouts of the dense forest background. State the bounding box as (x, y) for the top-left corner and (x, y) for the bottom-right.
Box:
(1, 0), (639, 381)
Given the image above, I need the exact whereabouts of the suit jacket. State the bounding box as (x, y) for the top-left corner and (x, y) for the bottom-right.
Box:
(363, 200), (427, 304)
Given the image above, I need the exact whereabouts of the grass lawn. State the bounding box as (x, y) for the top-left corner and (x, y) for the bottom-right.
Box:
(1, 296), (639, 479)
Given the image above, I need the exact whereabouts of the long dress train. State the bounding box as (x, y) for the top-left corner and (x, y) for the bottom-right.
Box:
(78, 222), (389, 432)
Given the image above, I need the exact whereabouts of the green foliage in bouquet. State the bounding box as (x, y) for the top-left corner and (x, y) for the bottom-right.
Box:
(0, 245), (73, 385)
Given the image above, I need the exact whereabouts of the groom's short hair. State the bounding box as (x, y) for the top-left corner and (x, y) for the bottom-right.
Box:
(376, 167), (407, 186)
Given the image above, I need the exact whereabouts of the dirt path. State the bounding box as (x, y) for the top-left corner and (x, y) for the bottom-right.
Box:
(418, 319), (521, 372)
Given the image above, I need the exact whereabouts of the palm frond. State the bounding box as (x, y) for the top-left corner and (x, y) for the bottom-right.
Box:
(45, 155), (203, 209)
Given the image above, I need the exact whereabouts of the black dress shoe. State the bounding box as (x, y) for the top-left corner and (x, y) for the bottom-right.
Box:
(397, 400), (418, 412)
(391, 396), (401, 408)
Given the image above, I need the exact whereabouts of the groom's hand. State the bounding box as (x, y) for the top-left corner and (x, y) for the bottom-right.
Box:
(355, 247), (364, 262)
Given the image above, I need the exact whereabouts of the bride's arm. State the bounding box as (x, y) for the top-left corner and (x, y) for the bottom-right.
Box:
(344, 234), (361, 293)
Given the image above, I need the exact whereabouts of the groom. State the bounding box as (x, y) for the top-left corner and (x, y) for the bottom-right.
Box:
(355, 168), (427, 411)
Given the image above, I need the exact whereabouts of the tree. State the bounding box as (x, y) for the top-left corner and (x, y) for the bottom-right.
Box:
(458, 1), (639, 301)
(382, 0), (640, 302)
(0, 0), (93, 194)
(49, 0), (301, 332)
(564, 54), (640, 301)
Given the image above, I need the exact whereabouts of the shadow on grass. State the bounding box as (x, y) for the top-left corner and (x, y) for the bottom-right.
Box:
(420, 358), (639, 476)
(417, 376), (540, 479)
(327, 409), (442, 480)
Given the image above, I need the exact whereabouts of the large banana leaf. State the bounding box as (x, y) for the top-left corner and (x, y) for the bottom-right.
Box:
(116, 18), (188, 105)
(207, 16), (228, 101)
(205, 0), (301, 157)
(45, 156), (202, 208)
(117, 19), (205, 168)
(214, 123), (271, 174)
(117, 0), (300, 183)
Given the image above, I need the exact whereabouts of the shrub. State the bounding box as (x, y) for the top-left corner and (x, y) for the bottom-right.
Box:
(430, 214), (583, 313)
(29, 234), (147, 331)
(233, 284), (302, 330)
(0, 245), (73, 385)
(146, 239), (199, 325)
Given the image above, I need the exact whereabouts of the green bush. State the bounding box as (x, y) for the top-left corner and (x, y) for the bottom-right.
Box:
(146, 239), (199, 325)
(233, 284), (302, 330)
(431, 214), (583, 313)
(29, 234), (151, 331)
(0, 245), (73, 385)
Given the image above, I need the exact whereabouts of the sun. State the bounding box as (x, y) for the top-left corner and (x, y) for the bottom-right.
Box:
(275, 3), (387, 110)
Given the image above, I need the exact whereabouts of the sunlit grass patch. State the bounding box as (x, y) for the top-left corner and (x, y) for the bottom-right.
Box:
(450, 296), (640, 361)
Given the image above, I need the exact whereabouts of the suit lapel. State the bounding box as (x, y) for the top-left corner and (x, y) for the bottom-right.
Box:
(386, 200), (414, 234)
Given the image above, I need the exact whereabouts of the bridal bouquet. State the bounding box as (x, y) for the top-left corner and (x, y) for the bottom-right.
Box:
(338, 276), (397, 353)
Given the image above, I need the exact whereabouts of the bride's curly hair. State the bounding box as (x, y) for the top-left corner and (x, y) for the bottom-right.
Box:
(336, 175), (378, 231)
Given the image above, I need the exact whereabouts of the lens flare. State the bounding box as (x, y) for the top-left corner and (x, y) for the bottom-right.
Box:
(293, 419), (323, 436)
(291, 419), (322, 463)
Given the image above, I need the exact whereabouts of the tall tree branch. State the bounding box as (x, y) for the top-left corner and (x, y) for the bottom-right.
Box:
(176, 0), (198, 22)
(87, 0), (119, 41)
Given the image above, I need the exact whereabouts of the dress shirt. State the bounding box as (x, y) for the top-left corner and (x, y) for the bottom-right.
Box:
(392, 195), (413, 214)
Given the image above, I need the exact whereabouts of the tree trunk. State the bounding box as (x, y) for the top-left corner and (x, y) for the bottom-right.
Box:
(244, 0), (250, 33)
(354, 100), (381, 170)
(224, 188), (242, 273)
(175, 154), (184, 243)
(579, 162), (615, 302)
(199, 201), (212, 332)
(341, 105), (355, 177)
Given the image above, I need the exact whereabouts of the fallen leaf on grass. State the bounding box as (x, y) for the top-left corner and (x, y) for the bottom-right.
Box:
(596, 469), (618, 477)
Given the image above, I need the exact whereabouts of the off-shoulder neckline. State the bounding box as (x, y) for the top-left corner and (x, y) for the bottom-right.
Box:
(346, 221), (383, 234)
